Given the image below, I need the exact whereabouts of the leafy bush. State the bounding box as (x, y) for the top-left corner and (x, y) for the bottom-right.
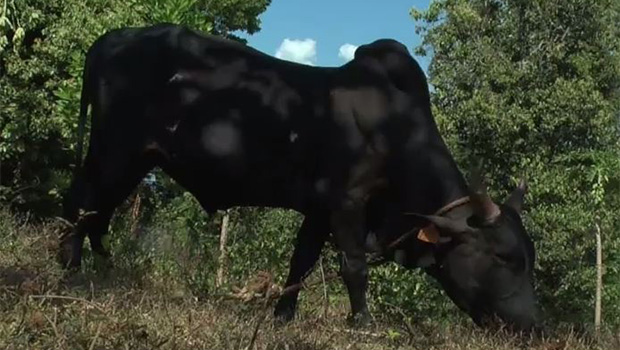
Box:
(0, 0), (270, 215)
(410, 0), (620, 327)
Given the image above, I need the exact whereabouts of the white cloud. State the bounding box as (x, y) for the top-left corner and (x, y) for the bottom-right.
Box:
(275, 38), (317, 66)
(338, 43), (358, 62)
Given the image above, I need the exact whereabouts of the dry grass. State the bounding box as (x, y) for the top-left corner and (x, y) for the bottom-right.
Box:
(1, 211), (619, 350)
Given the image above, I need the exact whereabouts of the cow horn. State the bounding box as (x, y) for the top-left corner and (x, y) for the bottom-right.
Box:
(505, 178), (527, 213)
(469, 165), (501, 224)
(408, 213), (475, 236)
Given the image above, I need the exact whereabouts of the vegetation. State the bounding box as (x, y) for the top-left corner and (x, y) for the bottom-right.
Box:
(2, 209), (619, 349)
(0, 0), (270, 215)
(1, 0), (619, 347)
(411, 0), (620, 327)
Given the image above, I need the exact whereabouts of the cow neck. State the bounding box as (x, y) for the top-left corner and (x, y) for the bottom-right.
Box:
(405, 147), (471, 217)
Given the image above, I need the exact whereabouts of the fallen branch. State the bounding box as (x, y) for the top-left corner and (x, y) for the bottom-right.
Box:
(43, 311), (63, 347)
(222, 270), (341, 304)
(8, 177), (41, 204)
(385, 302), (418, 345)
(246, 308), (269, 350)
(330, 327), (385, 339)
(54, 216), (75, 229)
(54, 210), (99, 230)
(88, 324), (102, 350)
(224, 252), (390, 304)
(29, 294), (107, 314)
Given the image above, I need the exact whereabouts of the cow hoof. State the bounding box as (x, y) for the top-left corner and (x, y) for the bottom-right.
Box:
(273, 307), (296, 325)
(346, 311), (373, 328)
(93, 253), (113, 274)
(57, 249), (81, 271)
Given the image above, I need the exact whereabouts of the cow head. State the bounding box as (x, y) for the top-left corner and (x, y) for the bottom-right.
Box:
(393, 172), (540, 332)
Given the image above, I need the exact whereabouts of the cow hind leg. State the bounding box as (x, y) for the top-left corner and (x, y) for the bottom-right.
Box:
(60, 146), (154, 270)
(274, 212), (330, 322)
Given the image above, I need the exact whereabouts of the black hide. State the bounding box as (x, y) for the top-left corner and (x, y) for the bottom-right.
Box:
(60, 23), (540, 332)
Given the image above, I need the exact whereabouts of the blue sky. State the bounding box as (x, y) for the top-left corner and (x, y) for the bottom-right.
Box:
(238, 0), (432, 72)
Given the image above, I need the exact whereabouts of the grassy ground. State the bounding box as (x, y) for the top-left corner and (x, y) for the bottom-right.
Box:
(1, 210), (619, 350)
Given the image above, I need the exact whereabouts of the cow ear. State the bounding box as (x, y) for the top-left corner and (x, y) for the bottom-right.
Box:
(504, 178), (527, 214)
(407, 213), (476, 244)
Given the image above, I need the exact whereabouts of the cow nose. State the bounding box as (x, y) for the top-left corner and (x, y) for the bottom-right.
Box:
(479, 309), (539, 334)
(495, 295), (541, 333)
(481, 282), (540, 333)
(506, 313), (539, 333)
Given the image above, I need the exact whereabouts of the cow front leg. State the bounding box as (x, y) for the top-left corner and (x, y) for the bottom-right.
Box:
(331, 199), (371, 326)
(274, 213), (329, 322)
(59, 228), (87, 270)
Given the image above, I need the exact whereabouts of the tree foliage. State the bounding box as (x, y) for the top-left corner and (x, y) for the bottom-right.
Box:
(0, 0), (270, 214)
(411, 0), (620, 326)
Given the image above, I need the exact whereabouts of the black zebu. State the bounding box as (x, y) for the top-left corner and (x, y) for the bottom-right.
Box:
(60, 23), (540, 331)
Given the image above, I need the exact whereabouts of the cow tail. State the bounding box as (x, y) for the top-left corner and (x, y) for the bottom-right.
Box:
(74, 51), (91, 173)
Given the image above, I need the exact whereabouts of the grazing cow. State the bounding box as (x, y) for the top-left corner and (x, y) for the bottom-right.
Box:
(60, 23), (540, 332)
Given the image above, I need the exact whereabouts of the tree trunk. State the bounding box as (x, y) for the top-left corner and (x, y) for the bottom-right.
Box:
(595, 222), (603, 336)
(319, 256), (329, 319)
(216, 210), (231, 288)
(130, 192), (142, 238)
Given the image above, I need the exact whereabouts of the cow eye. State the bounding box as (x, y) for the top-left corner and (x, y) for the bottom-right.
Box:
(494, 252), (527, 272)
(493, 253), (512, 266)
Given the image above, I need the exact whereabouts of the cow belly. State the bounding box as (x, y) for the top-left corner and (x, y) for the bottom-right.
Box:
(161, 151), (312, 212)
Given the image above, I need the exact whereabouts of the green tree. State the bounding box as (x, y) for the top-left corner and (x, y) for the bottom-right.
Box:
(0, 0), (270, 215)
(411, 0), (620, 326)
